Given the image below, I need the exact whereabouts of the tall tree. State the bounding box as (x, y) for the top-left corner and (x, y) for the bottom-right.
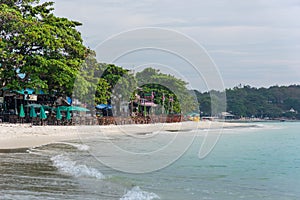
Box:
(136, 68), (198, 114)
(0, 0), (88, 95)
(73, 52), (111, 106)
(101, 64), (137, 114)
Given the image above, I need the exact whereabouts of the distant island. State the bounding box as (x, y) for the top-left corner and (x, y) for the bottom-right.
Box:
(195, 85), (300, 120)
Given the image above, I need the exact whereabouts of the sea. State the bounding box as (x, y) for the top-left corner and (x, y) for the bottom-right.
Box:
(1, 122), (300, 200)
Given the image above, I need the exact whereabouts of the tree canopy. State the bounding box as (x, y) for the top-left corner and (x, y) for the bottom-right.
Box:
(195, 85), (300, 119)
(0, 0), (88, 95)
(1, 0), (196, 115)
(136, 68), (198, 114)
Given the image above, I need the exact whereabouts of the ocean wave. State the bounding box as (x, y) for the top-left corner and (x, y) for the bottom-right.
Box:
(51, 155), (105, 179)
(120, 186), (160, 200)
(53, 142), (90, 151)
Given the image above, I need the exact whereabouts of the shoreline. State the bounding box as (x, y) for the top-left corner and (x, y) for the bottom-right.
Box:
(0, 121), (258, 152)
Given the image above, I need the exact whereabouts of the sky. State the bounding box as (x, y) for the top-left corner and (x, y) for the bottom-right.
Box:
(51, 0), (300, 91)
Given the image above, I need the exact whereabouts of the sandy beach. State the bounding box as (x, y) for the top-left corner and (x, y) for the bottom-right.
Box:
(0, 121), (256, 151)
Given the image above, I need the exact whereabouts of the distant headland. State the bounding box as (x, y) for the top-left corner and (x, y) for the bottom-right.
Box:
(195, 84), (300, 120)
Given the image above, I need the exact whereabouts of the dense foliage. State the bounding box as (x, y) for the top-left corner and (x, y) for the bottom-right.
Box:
(100, 64), (136, 114)
(0, 0), (196, 114)
(2, 1), (298, 119)
(136, 68), (198, 114)
(195, 85), (300, 119)
(74, 65), (197, 115)
(72, 52), (111, 106)
(0, 0), (88, 95)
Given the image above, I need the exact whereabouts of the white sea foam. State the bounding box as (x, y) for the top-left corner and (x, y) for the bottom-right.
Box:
(53, 142), (90, 151)
(68, 143), (90, 151)
(120, 186), (160, 200)
(51, 155), (105, 179)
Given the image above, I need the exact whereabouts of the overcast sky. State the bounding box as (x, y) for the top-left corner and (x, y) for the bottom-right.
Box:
(51, 0), (300, 90)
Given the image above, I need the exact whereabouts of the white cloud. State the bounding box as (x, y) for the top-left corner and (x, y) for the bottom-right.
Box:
(50, 0), (300, 89)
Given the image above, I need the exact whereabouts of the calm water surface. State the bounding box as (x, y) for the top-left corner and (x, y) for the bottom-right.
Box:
(0, 122), (299, 200)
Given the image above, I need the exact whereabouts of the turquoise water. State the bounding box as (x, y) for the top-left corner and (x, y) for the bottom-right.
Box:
(1, 122), (300, 199)
(155, 122), (300, 199)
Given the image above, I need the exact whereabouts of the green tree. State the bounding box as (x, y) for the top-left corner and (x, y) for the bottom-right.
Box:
(73, 52), (111, 106)
(101, 64), (127, 89)
(100, 64), (137, 114)
(196, 84), (300, 119)
(0, 0), (88, 95)
(95, 78), (111, 104)
(74, 61), (136, 111)
(136, 68), (197, 114)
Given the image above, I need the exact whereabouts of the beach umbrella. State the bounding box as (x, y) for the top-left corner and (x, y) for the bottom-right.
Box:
(29, 106), (37, 118)
(25, 104), (52, 110)
(39, 106), (47, 120)
(59, 106), (69, 111)
(95, 104), (112, 110)
(96, 104), (107, 109)
(66, 106), (90, 112)
(54, 106), (90, 112)
(66, 107), (71, 121)
(56, 107), (62, 120)
(69, 106), (90, 112)
(52, 106), (67, 111)
(19, 104), (25, 118)
(67, 106), (90, 112)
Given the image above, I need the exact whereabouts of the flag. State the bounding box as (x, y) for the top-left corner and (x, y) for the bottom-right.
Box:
(162, 93), (165, 115)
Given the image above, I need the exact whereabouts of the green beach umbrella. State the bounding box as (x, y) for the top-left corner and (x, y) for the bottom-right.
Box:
(66, 107), (71, 121)
(55, 106), (68, 111)
(56, 106), (89, 112)
(39, 106), (47, 120)
(56, 107), (62, 120)
(19, 104), (25, 118)
(71, 106), (90, 112)
(29, 106), (37, 118)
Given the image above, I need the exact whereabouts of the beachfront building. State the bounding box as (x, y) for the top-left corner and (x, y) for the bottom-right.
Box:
(0, 88), (69, 123)
(128, 92), (157, 117)
(129, 98), (157, 117)
(289, 108), (297, 113)
(220, 112), (235, 120)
